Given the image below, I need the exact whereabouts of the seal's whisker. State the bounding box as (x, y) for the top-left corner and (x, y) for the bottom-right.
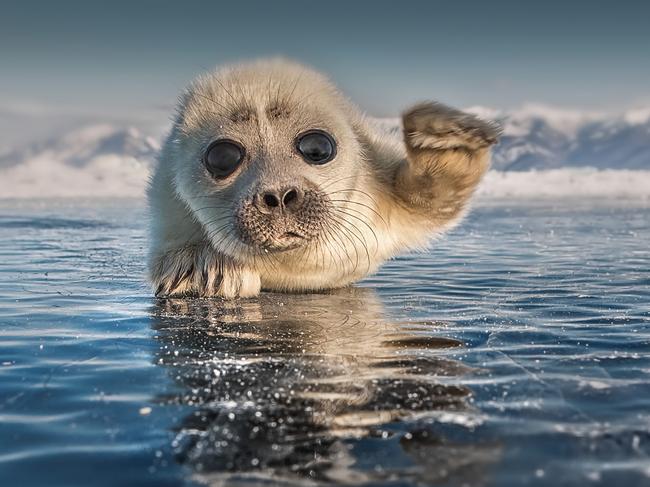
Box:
(260, 245), (281, 275)
(206, 222), (234, 248)
(212, 76), (240, 109)
(334, 213), (372, 270)
(284, 69), (304, 106)
(327, 187), (382, 209)
(184, 217), (230, 249)
(320, 218), (350, 272)
(329, 198), (387, 227)
(330, 217), (362, 273)
(327, 214), (361, 273)
(192, 194), (231, 200)
(330, 210), (372, 261)
(328, 212), (369, 274)
(331, 207), (380, 253)
(193, 205), (233, 214)
(191, 91), (232, 115)
(200, 217), (233, 232)
(320, 174), (361, 192)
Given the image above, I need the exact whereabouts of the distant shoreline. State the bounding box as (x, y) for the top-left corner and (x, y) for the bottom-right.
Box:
(2, 168), (649, 200)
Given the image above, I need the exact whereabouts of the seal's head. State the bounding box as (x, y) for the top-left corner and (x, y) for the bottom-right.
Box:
(166, 59), (369, 260)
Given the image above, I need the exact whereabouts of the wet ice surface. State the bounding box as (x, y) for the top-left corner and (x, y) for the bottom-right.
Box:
(0, 199), (649, 487)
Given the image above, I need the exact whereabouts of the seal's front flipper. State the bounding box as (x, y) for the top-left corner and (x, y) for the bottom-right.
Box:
(149, 246), (261, 299)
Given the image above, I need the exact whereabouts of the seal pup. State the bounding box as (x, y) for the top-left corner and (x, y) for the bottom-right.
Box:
(148, 59), (500, 298)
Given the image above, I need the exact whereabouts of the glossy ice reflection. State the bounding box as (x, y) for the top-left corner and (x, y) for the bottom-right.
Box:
(152, 290), (494, 484)
(0, 199), (649, 487)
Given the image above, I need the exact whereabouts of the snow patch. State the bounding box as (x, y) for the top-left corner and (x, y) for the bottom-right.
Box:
(623, 107), (650, 125)
(0, 154), (150, 198)
(478, 168), (650, 199)
(509, 103), (605, 135)
(2, 165), (649, 199)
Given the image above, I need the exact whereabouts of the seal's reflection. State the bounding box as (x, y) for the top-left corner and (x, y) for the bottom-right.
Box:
(151, 288), (499, 485)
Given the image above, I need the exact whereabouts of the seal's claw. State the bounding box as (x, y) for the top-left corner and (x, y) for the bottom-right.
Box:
(149, 246), (261, 299)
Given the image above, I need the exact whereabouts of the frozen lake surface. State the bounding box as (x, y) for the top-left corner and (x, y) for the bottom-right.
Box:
(1, 199), (649, 486)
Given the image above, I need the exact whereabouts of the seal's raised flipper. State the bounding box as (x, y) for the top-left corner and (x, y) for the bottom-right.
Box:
(394, 102), (501, 223)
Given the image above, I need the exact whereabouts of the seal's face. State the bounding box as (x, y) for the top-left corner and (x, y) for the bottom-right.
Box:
(200, 132), (335, 252)
(169, 61), (368, 265)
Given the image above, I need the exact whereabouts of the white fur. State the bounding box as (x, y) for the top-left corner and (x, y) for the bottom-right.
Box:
(147, 59), (499, 297)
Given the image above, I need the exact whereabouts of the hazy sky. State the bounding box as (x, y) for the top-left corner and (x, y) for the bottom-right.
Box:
(1, 0), (649, 127)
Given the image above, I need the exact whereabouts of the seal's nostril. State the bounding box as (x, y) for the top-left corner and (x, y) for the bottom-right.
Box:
(263, 193), (280, 208)
(258, 187), (302, 213)
(283, 189), (298, 206)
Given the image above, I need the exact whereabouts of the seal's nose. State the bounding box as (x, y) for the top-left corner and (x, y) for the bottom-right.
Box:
(255, 187), (304, 214)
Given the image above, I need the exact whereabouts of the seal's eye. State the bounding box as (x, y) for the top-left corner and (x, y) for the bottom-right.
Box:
(296, 130), (336, 165)
(204, 140), (244, 178)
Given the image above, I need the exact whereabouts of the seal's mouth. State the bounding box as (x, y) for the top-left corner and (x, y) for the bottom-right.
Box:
(233, 191), (327, 254)
(282, 231), (304, 240)
(233, 217), (316, 254)
(258, 231), (307, 252)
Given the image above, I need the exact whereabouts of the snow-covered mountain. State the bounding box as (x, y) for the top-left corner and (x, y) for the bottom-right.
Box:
(468, 104), (650, 171)
(369, 104), (650, 171)
(0, 124), (159, 170)
(0, 124), (160, 198)
(0, 104), (649, 198)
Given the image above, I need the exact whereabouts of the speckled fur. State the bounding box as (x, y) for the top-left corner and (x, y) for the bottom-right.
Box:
(147, 59), (500, 298)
